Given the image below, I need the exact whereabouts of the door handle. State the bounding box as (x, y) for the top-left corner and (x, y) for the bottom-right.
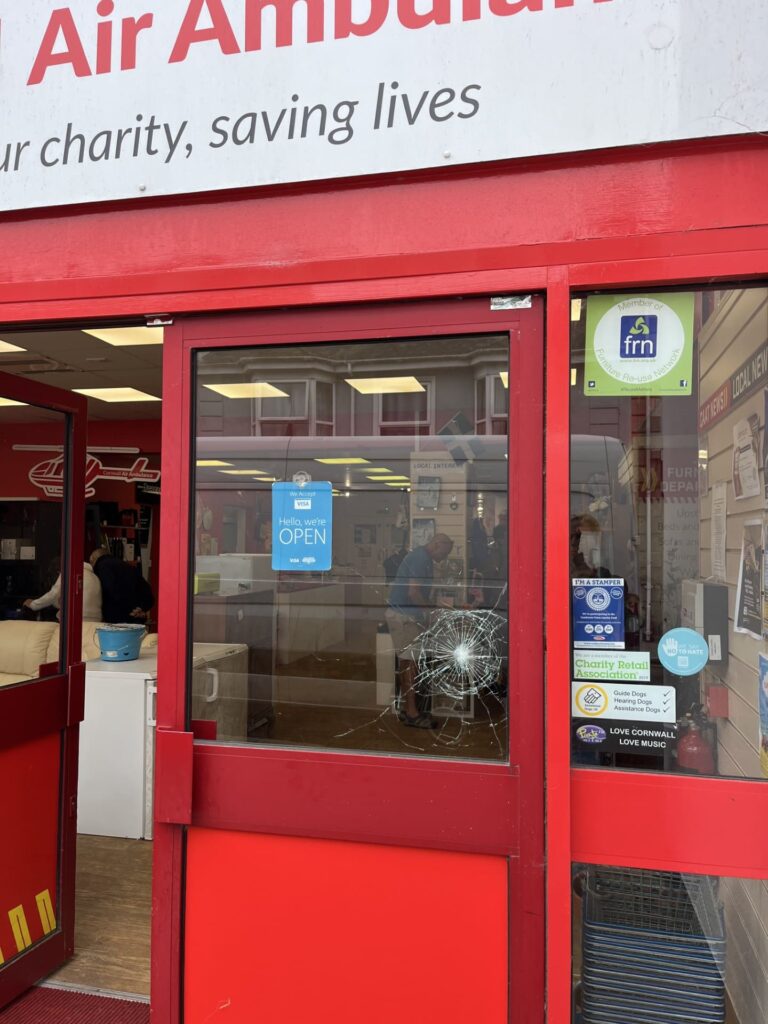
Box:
(67, 661), (86, 726)
(146, 685), (158, 727)
(204, 667), (220, 704)
(154, 729), (194, 825)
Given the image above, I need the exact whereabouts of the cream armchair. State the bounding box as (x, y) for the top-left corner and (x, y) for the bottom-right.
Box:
(0, 620), (158, 686)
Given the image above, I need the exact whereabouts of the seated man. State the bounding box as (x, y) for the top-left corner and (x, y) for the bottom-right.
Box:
(89, 548), (155, 625)
(386, 533), (454, 729)
(25, 561), (102, 622)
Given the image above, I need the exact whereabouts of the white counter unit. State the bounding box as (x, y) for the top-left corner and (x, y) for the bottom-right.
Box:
(77, 655), (158, 841)
(78, 643), (249, 840)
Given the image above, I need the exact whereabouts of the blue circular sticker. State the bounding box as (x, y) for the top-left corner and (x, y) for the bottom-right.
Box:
(657, 627), (709, 676)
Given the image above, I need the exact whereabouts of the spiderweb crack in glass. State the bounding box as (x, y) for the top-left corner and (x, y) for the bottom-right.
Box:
(334, 607), (508, 754)
(416, 610), (506, 700)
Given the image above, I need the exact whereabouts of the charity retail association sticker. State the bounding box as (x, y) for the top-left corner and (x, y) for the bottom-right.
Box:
(571, 681), (676, 723)
(584, 293), (694, 397)
(573, 651), (651, 682)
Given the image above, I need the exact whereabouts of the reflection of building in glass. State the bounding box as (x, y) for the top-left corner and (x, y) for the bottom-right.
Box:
(192, 333), (511, 761)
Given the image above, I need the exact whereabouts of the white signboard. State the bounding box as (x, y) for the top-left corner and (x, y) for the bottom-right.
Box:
(1, 1), (767, 211)
(572, 681), (676, 723)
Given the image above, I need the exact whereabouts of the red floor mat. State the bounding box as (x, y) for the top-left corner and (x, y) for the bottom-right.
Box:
(0, 988), (149, 1023)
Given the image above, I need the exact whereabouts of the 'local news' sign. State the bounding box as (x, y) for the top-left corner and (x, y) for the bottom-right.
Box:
(1, 1), (767, 210)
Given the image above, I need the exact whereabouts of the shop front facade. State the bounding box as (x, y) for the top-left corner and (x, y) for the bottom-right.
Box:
(1, 2), (768, 1022)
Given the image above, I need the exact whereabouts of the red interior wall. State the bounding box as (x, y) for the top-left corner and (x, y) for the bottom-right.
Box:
(0, 420), (161, 501)
(184, 828), (509, 1024)
(0, 418), (162, 609)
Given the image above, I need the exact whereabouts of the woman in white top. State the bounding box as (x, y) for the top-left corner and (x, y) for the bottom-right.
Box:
(24, 562), (103, 622)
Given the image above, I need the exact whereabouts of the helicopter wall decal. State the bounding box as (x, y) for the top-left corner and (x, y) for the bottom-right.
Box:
(28, 453), (160, 499)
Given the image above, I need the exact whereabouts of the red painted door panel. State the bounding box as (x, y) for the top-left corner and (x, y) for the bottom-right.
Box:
(0, 371), (87, 1009)
(185, 829), (509, 1024)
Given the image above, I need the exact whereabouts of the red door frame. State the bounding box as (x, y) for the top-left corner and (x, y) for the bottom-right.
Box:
(0, 138), (763, 1023)
(0, 372), (87, 1008)
(154, 297), (545, 1023)
(545, 255), (768, 1024)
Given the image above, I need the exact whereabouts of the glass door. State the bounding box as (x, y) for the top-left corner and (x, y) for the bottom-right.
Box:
(0, 370), (86, 1009)
(152, 297), (545, 1023)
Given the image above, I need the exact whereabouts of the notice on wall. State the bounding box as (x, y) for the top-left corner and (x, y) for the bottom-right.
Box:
(272, 481), (332, 572)
(573, 651), (650, 683)
(2, 4), (768, 212)
(572, 578), (625, 649)
(734, 520), (763, 640)
(732, 414), (761, 500)
(759, 654), (768, 778)
(572, 681), (676, 724)
(710, 482), (728, 581)
(583, 294), (694, 397)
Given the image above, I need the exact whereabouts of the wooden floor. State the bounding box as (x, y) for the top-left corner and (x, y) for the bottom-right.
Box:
(47, 835), (152, 998)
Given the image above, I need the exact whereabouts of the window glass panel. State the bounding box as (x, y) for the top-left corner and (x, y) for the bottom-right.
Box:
(0, 405), (67, 679)
(476, 377), (487, 424)
(572, 863), (768, 1024)
(380, 387), (429, 424)
(316, 381), (333, 423)
(191, 334), (510, 760)
(492, 374), (508, 416)
(570, 285), (768, 779)
(260, 381), (307, 419)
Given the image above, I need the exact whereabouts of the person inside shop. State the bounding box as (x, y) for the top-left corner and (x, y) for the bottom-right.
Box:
(24, 560), (102, 622)
(89, 548), (155, 625)
(386, 533), (456, 729)
(569, 513), (613, 579)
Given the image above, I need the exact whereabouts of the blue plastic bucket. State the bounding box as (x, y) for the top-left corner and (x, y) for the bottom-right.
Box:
(96, 624), (147, 662)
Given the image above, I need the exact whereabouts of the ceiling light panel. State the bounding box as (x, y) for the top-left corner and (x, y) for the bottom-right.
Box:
(84, 327), (164, 347)
(204, 383), (288, 399)
(345, 376), (424, 395)
(315, 457), (370, 465)
(73, 387), (161, 403)
(219, 469), (269, 476)
(0, 398), (27, 407)
(196, 460), (233, 467)
(0, 340), (27, 353)
(499, 371), (509, 388)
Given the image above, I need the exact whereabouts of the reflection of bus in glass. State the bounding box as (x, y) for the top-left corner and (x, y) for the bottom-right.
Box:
(570, 434), (638, 593)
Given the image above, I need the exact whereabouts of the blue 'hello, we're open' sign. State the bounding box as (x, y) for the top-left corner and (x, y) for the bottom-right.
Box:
(272, 481), (332, 572)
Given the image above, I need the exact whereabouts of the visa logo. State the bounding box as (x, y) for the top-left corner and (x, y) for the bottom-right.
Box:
(620, 314), (657, 358)
(294, 498), (312, 510)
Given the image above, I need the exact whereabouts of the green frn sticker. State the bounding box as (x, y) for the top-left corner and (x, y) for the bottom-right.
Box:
(584, 293), (695, 397)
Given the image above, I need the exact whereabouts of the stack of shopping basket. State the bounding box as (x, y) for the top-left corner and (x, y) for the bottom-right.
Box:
(580, 866), (726, 1024)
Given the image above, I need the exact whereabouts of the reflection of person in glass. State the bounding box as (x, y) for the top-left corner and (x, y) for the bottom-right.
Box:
(570, 514), (612, 578)
(386, 534), (454, 729)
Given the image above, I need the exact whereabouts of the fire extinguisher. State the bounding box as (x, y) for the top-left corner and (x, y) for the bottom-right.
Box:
(677, 706), (715, 774)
